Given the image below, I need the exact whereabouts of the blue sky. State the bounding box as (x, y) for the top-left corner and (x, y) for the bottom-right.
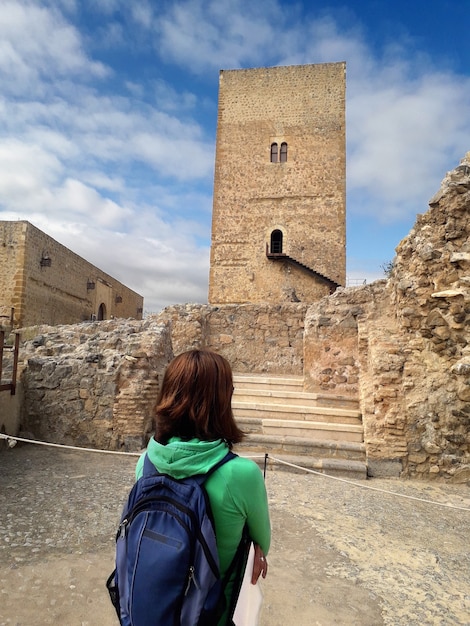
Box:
(0, 0), (469, 313)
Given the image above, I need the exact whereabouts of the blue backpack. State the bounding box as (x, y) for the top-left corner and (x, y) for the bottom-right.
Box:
(106, 451), (248, 625)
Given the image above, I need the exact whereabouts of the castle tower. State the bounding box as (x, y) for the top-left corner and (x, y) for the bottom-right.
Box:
(208, 62), (346, 304)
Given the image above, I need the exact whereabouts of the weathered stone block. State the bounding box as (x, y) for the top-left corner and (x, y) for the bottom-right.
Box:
(367, 459), (403, 478)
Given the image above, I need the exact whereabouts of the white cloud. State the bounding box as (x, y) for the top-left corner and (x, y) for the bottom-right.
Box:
(49, 217), (210, 313)
(80, 172), (126, 194)
(155, 0), (282, 72)
(131, 134), (213, 180)
(0, 1), (107, 93)
(0, 140), (63, 205)
(130, 2), (153, 29)
(153, 79), (198, 112)
(0, 75), (214, 183)
(54, 179), (132, 227)
(347, 66), (470, 220)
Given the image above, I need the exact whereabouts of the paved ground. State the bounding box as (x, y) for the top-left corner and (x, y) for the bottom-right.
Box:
(0, 443), (469, 626)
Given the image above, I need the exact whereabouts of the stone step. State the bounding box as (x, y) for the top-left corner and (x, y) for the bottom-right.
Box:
(233, 374), (303, 392)
(235, 433), (366, 462)
(234, 389), (318, 406)
(233, 388), (359, 410)
(233, 401), (362, 425)
(236, 416), (363, 442)
(238, 453), (367, 479)
(233, 375), (359, 410)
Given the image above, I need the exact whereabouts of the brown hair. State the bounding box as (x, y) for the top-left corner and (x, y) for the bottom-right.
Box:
(155, 349), (244, 446)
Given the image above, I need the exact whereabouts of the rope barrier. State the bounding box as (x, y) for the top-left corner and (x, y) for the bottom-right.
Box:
(0, 433), (141, 457)
(1, 433), (469, 512)
(268, 455), (470, 512)
(0, 433), (266, 460)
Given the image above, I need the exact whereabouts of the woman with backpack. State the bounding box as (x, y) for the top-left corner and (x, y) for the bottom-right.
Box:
(132, 349), (271, 625)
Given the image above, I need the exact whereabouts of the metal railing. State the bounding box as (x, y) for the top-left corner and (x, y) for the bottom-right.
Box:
(346, 278), (367, 286)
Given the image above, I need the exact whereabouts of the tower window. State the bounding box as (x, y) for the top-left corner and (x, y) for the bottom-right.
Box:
(270, 229), (283, 254)
(270, 142), (288, 163)
(270, 143), (278, 163)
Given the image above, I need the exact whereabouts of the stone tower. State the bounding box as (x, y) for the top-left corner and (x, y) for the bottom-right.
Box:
(208, 62), (346, 304)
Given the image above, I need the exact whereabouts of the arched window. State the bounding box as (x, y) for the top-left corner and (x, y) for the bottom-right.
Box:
(280, 142), (288, 162)
(97, 303), (106, 320)
(270, 229), (283, 254)
(270, 143), (278, 163)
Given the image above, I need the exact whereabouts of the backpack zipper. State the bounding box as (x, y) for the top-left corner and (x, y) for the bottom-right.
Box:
(118, 519), (128, 539)
(184, 566), (195, 596)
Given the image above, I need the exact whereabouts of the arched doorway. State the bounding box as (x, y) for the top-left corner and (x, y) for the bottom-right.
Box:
(270, 229), (283, 254)
(97, 303), (106, 320)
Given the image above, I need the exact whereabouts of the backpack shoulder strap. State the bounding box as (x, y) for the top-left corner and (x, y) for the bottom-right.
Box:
(142, 452), (159, 478)
(207, 450), (237, 476)
(195, 450), (237, 486)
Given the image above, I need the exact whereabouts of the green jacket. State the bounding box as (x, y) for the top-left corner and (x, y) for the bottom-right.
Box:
(135, 437), (271, 576)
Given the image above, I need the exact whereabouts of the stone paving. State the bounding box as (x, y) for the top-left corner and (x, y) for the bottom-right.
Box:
(0, 443), (469, 625)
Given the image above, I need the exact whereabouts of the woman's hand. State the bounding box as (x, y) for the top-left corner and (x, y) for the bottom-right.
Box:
(251, 543), (268, 584)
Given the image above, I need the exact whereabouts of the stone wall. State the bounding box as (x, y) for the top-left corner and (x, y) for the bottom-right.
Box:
(209, 63), (346, 305)
(303, 284), (381, 394)
(385, 155), (470, 481)
(158, 303), (308, 374)
(0, 221), (143, 329)
(19, 319), (172, 451)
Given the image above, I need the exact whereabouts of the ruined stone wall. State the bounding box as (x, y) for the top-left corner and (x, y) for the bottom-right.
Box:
(19, 318), (172, 451)
(0, 221), (143, 328)
(303, 285), (380, 394)
(209, 63), (346, 305)
(386, 154), (470, 481)
(158, 303), (308, 374)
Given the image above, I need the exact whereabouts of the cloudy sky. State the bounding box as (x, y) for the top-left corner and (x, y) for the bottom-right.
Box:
(0, 0), (469, 313)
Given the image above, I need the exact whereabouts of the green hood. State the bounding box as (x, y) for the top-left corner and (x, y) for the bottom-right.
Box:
(135, 437), (229, 480)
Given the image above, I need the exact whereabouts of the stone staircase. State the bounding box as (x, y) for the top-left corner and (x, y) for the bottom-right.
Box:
(232, 373), (367, 479)
(266, 247), (340, 290)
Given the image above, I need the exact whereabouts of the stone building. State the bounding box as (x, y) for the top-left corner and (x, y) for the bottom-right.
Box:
(209, 62), (346, 305)
(0, 221), (143, 329)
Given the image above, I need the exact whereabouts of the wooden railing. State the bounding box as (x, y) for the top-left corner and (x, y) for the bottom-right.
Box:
(0, 331), (20, 395)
